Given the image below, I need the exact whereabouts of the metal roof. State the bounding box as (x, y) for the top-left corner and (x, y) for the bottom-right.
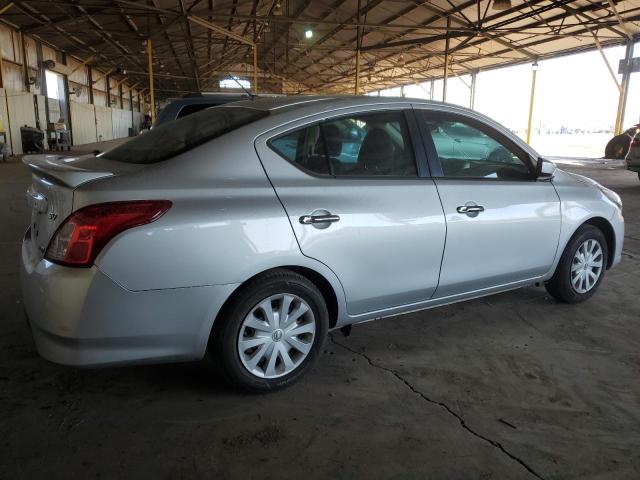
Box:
(3, 1), (639, 98)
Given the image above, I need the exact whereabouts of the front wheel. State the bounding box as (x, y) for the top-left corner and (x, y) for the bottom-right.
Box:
(545, 225), (608, 303)
(208, 269), (328, 393)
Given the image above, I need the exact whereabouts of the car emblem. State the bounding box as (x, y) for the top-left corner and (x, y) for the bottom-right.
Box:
(48, 212), (58, 221)
(271, 329), (283, 342)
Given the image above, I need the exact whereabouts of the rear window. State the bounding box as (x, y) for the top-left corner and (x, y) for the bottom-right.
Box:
(102, 106), (268, 164)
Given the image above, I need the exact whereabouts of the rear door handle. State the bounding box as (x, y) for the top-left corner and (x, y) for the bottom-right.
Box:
(299, 214), (340, 225)
(457, 205), (485, 215)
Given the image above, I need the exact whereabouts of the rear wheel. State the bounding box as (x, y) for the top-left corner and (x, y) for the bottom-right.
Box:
(545, 225), (608, 303)
(208, 269), (328, 392)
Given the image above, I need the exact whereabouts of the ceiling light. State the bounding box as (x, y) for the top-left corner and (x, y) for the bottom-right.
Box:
(304, 29), (313, 39)
(492, 0), (512, 10)
(397, 54), (405, 66)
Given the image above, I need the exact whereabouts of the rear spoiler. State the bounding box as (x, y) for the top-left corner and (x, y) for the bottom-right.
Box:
(22, 154), (120, 188)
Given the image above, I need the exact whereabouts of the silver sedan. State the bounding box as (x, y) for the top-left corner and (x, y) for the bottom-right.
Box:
(20, 96), (624, 392)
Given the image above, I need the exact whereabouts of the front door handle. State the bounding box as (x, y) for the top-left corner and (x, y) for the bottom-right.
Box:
(457, 205), (485, 216)
(299, 214), (340, 225)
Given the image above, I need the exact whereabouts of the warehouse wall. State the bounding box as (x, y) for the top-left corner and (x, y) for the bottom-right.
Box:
(0, 22), (147, 154)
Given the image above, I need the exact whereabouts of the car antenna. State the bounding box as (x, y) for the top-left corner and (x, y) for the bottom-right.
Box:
(228, 74), (256, 100)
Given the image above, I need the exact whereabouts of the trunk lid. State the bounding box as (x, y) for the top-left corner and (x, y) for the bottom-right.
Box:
(23, 153), (142, 258)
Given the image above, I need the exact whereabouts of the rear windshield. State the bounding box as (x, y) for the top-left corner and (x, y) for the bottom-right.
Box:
(102, 106), (268, 164)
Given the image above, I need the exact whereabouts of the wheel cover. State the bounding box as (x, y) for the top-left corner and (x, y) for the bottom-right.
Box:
(237, 293), (316, 379)
(571, 239), (604, 294)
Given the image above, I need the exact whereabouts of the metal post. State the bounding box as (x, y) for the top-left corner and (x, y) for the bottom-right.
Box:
(355, 50), (361, 95)
(19, 32), (29, 91)
(430, 80), (434, 100)
(615, 40), (634, 135)
(470, 70), (477, 109)
(443, 17), (451, 102)
(87, 66), (94, 104)
(526, 62), (538, 144)
(355, 0), (361, 95)
(253, 45), (258, 94)
(146, 38), (155, 123)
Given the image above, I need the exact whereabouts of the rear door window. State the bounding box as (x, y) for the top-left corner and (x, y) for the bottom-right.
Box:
(269, 111), (417, 177)
(102, 106), (268, 164)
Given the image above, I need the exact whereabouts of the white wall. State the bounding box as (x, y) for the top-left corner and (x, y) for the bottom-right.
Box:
(70, 101), (97, 145)
(111, 108), (132, 139)
(94, 105), (113, 142)
(5, 90), (37, 155)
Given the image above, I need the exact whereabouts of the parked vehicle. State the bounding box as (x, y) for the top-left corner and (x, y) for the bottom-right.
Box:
(604, 123), (640, 159)
(624, 125), (640, 180)
(21, 96), (624, 392)
(154, 92), (283, 127)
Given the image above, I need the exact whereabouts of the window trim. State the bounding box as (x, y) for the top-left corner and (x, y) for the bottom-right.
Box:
(267, 109), (425, 180)
(414, 109), (537, 181)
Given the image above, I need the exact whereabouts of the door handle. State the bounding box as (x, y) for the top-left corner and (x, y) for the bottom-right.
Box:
(299, 214), (340, 225)
(457, 205), (485, 215)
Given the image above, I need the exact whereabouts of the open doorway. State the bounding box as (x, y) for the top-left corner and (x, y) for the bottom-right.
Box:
(44, 69), (71, 151)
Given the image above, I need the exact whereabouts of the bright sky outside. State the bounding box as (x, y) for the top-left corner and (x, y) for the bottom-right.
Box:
(372, 42), (640, 158)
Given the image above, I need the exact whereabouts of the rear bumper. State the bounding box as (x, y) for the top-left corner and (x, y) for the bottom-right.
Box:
(20, 231), (238, 367)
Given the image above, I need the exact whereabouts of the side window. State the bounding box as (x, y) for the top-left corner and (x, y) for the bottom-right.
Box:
(425, 116), (532, 180)
(269, 111), (417, 177)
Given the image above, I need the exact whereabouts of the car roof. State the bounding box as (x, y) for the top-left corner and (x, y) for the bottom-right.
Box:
(231, 95), (437, 112)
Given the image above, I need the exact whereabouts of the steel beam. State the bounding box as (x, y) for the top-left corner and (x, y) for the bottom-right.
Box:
(615, 40), (635, 134)
(526, 62), (538, 145)
(147, 39), (155, 123)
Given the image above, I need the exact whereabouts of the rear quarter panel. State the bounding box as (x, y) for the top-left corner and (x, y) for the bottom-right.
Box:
(73, 127), (346, 310)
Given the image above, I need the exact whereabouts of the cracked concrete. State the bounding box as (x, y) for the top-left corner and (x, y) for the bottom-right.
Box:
(1, 159), (640, 479)
(329, 333), (545, 479)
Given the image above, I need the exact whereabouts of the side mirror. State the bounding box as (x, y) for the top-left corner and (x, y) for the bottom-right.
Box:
(535, 156), (556, 180)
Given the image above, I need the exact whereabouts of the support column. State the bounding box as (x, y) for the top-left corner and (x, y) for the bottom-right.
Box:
(470, 70), (478, 109)
(253, 45), (258, 94)
(87, 66), (94, 104)
(19, 32), (29, 91)
(355, 50), (361, 95)
(355, 0), (362, 95)
(443, 17), (451, 102)
(615, 39), (634, 135)
(146, 38), (155, 123)
(526, 61), (538, 144)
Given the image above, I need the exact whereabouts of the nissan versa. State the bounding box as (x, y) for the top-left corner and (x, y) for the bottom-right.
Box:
(20, 96), (624, 392)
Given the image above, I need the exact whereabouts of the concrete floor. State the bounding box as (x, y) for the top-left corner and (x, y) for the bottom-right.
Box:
(1, 157), (639, 479)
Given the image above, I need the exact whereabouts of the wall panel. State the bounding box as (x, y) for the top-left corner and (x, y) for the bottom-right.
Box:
(5, 89), (36, 154)
(94, 105), (113, 141)
(70, 101), (97, 145)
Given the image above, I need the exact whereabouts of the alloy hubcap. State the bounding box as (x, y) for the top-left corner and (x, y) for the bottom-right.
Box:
(238, 294), (315, 379)
(571, 239), (604, 294)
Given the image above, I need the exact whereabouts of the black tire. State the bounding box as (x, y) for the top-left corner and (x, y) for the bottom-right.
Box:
(207, 269), (328, 393)
(545, 225), (608, 303)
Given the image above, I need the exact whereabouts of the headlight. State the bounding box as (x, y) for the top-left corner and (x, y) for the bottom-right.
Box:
(596, 183), (622, 210)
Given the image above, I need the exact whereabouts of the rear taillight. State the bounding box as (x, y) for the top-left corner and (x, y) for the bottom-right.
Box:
(45, 200), (172, 267)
